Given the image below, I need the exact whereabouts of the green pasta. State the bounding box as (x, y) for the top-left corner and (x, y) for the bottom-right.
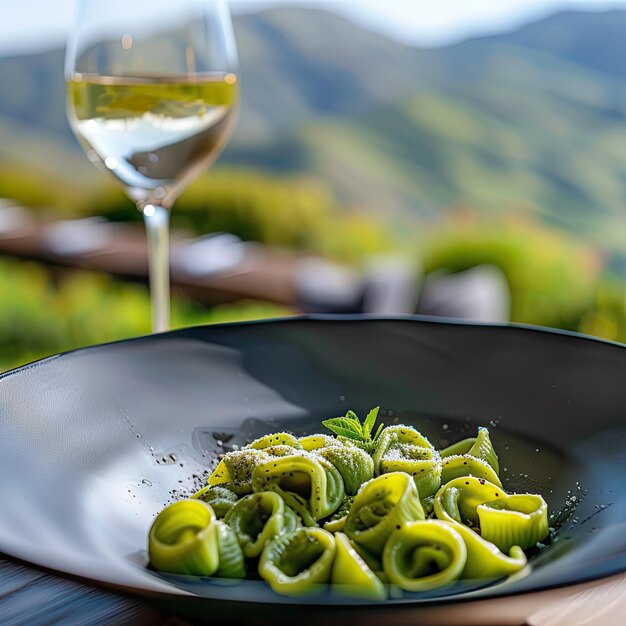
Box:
(372, 425), (443, 501)
(149, 409), (551, 598)
(259, 527), (336, 596)
(383, 520), (467, 592)
(148, 499), (220, 576)
(440, 427), (500, 473)
(440, 455), (502, 488)
(322, 496), (354, 533)
(331, 532), (387, 600)
(207, 459), (230, 486)
(251, 453), (344, 526)
(299, 434), (339, 451)
(224, 491), (299, 557)
(322, 517), (346, 533)
(209, 449), (272, 495)
(434, 476), (549, 553)
(349, 540), (388, 583)
(300, 434), (374, 494)
(477, 494), (549, 553)
(344, 472), (424, 555)
(191, 484), (239, 518)
(249, 433), (302, 450)
(214, 520), (246, 579)
(434, 475), (503, 527)
(313, 441), (374, 495)
(439, 520), (527, 579)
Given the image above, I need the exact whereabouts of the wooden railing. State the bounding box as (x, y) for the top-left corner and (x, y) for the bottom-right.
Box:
(0, 204), (299, 307)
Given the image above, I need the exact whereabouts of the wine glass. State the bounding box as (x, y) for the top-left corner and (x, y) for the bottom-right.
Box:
(65, 0), (239, 332)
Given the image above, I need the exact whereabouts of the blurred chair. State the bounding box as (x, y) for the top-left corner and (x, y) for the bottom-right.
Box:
(417, 265), (511, 322)
(295, 256), (511, 322)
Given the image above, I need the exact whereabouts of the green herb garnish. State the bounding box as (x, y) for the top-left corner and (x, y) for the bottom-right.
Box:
(322, 407), (384, 452)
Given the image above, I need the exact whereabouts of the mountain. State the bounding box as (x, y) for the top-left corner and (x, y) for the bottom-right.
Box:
(1, 8), (626, 258)
(461, 9), (626, 83)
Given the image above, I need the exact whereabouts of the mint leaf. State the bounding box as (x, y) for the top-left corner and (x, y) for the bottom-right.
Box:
(363, 407), (379, 439)
(322, 407), (384, 451)
(322, 416), (363, 441)
(343, 411), (364, 436)
(372, 422), (384, 444)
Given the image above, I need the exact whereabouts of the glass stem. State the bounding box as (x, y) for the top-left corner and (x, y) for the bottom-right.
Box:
(143, 204), (171, 333)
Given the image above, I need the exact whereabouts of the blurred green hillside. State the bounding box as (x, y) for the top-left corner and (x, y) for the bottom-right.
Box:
(0, 256), (292, 372)
(2, 8), (626, 265)
(0, 7), (626, 371)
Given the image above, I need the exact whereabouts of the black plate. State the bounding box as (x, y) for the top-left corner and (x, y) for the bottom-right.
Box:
(0, 316), (624, 623)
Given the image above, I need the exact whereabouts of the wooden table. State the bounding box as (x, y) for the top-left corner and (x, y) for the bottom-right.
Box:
(2, 554), (625, 626)
(0, 557), (182, 626)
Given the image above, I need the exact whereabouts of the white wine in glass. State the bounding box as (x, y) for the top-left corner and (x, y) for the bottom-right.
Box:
(66, 0), (239, 332)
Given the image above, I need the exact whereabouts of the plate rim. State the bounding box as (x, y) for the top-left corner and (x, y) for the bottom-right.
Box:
(2, 313), (625, 384)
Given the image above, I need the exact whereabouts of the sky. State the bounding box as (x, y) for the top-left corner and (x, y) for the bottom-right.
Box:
(2, 0), (626, 54)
